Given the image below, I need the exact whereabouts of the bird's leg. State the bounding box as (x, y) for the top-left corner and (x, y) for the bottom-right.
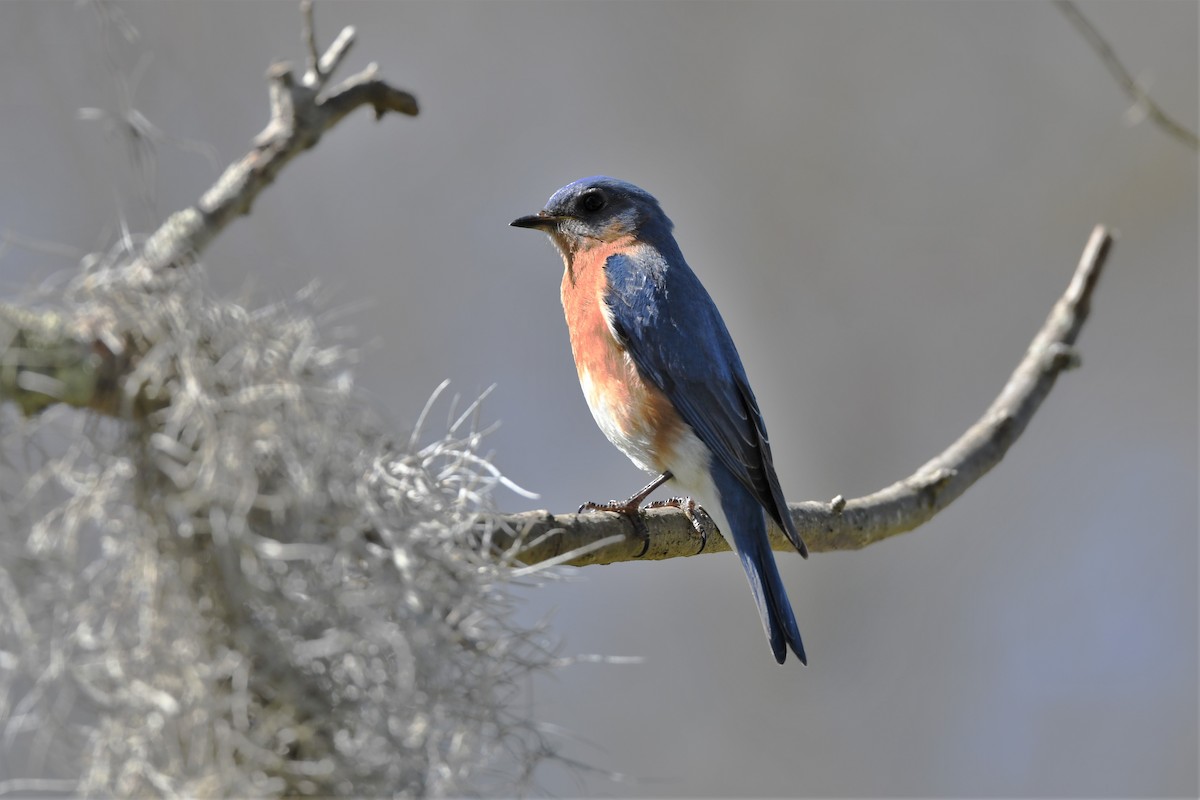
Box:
(644, 496), (710, 554)
(578, 471), (672, 514)
(578, 471), (673, 557)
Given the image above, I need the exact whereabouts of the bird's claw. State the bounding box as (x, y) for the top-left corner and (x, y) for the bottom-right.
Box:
(645, 495), (709, 554)
(577, 500), (651, 557)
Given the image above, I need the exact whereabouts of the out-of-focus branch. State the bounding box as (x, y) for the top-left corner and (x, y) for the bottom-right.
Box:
(128, 4), (418, 282)
(1055, 0), (1198, 151)
(0, 4), (417, 418)
(0, 307), (105, 417)
(489, 226), (1113, 567)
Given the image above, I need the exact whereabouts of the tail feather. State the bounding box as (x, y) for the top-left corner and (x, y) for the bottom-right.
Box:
(733, 528), (806, 664)
(710, 463), (806, 664)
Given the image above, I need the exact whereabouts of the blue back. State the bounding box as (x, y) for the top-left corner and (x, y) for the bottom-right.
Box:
(603, 246), (806, 556)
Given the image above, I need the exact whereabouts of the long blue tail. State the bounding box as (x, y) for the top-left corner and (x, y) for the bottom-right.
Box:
(711, 462), (806, 664)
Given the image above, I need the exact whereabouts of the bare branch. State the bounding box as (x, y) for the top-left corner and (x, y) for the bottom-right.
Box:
(488, 226), (1114, 566)
(119, 12), (416, 282)
(1055, 0), (1198, 150)
(0, 7), (417, 419)
(317, 24), (357, 86)
(301, 1), (356, 90)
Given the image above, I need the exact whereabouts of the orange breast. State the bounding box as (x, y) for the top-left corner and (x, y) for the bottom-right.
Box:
(560, 238), (682, 472)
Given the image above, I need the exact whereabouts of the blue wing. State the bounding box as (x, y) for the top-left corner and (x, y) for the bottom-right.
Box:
(603, 250), (807, 558)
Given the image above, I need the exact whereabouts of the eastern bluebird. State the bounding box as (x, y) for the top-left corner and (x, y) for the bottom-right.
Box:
(512, 176), (808, 664)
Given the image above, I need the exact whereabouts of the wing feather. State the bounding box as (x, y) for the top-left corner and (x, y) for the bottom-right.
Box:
(603, 251), (807, 556)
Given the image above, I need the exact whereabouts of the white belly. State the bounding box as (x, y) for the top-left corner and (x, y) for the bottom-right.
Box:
(578, 367), (658, 473)
(577, 367), (734, 548)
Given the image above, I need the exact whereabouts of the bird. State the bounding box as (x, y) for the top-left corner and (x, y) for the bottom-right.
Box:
(511, 176), (808, 664)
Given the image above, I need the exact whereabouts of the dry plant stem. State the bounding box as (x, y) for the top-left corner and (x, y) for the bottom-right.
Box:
(490, 225), (1113, 566)
(1054, 0), (1199, 150)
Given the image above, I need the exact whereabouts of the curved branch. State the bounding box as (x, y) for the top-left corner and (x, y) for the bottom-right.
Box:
(487, 226), (1113, 567)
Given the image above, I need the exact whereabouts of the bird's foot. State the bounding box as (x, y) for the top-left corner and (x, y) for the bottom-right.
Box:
(577, 472), (675, 558)
(578, 499), (651, 557)
(644, 496), (709, 554)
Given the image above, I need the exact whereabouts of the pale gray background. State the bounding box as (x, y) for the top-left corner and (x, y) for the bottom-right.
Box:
(1, 1), (1196, 796)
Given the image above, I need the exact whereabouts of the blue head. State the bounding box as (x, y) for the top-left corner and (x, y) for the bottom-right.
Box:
(511, 176), (674, 255)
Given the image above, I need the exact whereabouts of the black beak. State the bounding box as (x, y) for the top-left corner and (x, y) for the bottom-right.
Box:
(510, 212), (558, 231)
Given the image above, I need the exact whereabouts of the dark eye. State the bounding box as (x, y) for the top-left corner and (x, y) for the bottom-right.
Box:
(579, 190), (606, 214)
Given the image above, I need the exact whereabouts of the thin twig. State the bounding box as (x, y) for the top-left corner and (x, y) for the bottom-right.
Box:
(300, 0), (321, 85)
(488, 225), (1114, 566)
(1055, 0), (1198, 150)
(317, 25), (357, 85)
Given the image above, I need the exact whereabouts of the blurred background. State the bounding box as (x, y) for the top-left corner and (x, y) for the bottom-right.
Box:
(1, 1), (1195, 796)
